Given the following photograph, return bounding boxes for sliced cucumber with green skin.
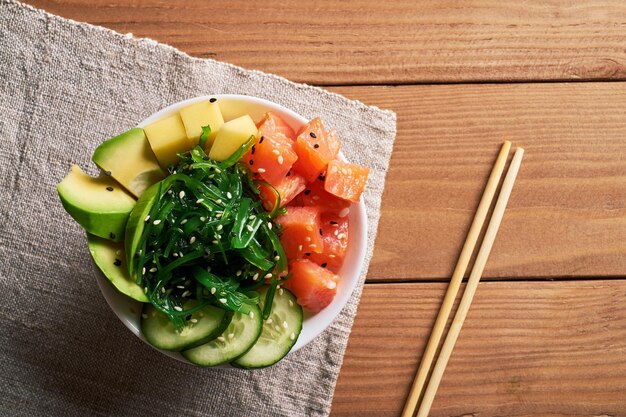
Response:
[142,302,233,351]
[182,305,262,366]
[232,287,303,369]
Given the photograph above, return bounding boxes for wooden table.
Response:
[27,1,626,415]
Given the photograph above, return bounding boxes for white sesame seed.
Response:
[216,224,223,231]
[173,252,179,257]
[144,215,150,222]
[167,189,173,194]
[257,168,266,173]
[236,270,242,276]
[215,168,221,173]
[334,230,339,236]
[217,336,226,342]
[274,325,281,332]
[210,287,216,294]
[228,333,235,339]
[329,254,336,258]
[179,252,184,258]
[196,198,204,204]
[226,192,232,199]
[337,233,346,240]
[305,225,313,232]
[309,244,317,249]
[298,245,303,251]
[200,216,206,221]
[219,298,227,304]
[179,191,185,199]
[252,273,259,281]
[328,281,337,289]
[190,318,198,323]
[272,149,280,155]
[142,267,146,275]
[189,236,196,244]
[161,287,166,293]
[289,299,294,307]
[142,313,148,319]
[277,155,284,165]
[174,306,183,312]
[180,219,188,225]
[266,318,273,324]
[338,208,350,218]
[247,225,254,232]
[176,285,185,289]
[290,332,295,340]
[283,321,288,329]
[150,267,158,273]
[279,288,284,296]
[215,199,222,204]
[182,290,191,297]
[312,195,320,201]
[152,219,161,225]
[249,311,255,319]
[144,287,148,294]
[248,214,256,220]
[216,212,223,218]
[274,255,280,261]
[305,236,311,242]
[212,240,218,245]
[265,273,272,279]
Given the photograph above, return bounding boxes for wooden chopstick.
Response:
[415,147,524,417]
[401,140,512,417]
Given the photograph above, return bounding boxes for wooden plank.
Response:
[329,83,626,280]
[24,0,626,85]
[331,281,626,417]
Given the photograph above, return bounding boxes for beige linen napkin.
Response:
[0,1,396,415]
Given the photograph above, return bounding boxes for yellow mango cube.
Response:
[179,100,224,146]
[208,115,257,161]
[144,113,191,168]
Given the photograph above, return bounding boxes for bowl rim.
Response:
[95,94,368,365]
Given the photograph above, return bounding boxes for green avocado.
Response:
[92,128,166,198]
[57,165,136,242]
[87,234,148,302]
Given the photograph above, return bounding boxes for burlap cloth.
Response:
[0,1,396,415]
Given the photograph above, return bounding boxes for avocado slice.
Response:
[87,234,148,302]
[57,165,135,242]
[92,128,165,198]
[125,181,161,279]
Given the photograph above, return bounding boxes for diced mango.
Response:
[208,115,258,161]
[179,100,224,146]
[144,113,191,168]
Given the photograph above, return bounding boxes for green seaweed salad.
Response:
[125,136,288,329]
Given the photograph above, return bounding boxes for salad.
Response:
[57,97,369,368]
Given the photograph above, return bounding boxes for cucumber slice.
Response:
[141,302,232,351]
[232,287,303,369]
[182,305,262,366]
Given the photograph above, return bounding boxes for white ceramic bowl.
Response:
[95,94,368,365]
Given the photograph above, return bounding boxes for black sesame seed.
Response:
[313,144,320,149]
[319,228,323,236]
[259,136,264,143]
[286,171,291,177]
[113,258,122,267]
[109,232,116,239]
[321,263,327,268]
[318,174,325,181]
[106,186,114,192]
[330,221,338,225]
[185,314,192,320]
[251,145,256,155]
[104,171,112,176]
[310,132,317,138]
[249,159,254,165]
[304,189,311,195]
[273,250,278,256]
[305,252,311,257]
[209,98,217,103]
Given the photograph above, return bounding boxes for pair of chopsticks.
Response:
[402,141,524,417]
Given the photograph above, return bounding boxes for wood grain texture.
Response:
[329,83,626,280]
[23,0,626,85]
[331,281,626,417]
